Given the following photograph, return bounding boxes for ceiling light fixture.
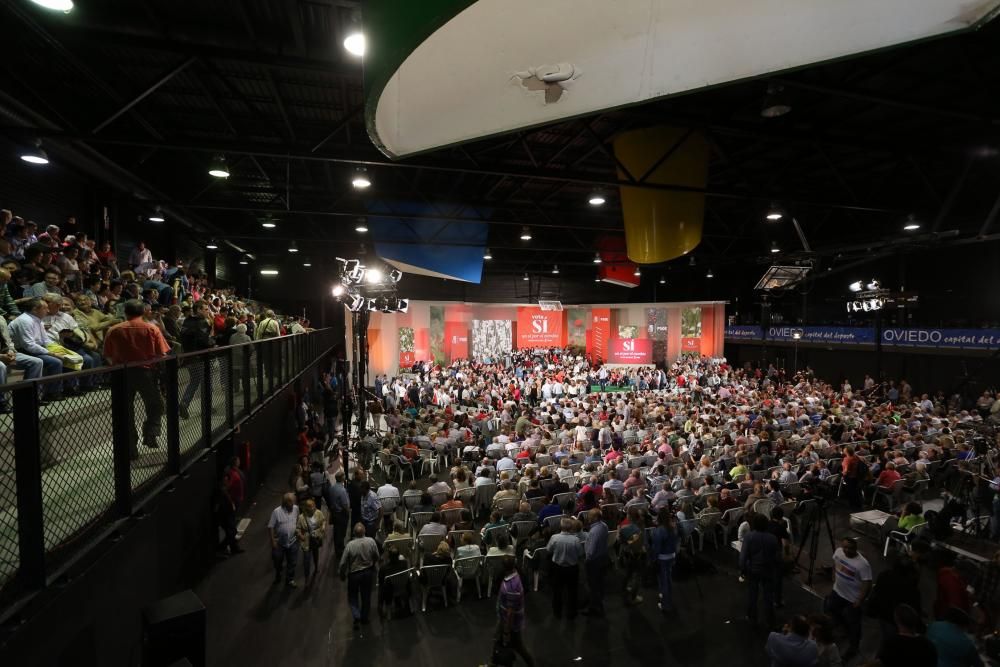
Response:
[593,253,602,264]
[355,217,369,233]
[239,259,248,265]
[207,154,230,178]
[848,281,863,292]
[689,256,696,266]
[351,168,371,189]
[205,240,219,250]
[343,31,366,57]
[302,261,312,267]
[260,269,279,276]
[520,226,532,241]
[483,248,492,260]
[29,0,73,12]
[148,207,165,223]
[706,269,714,278]
[19,140,49,165]
[760,83,791,118]
[288,240,298,253]
[588,193,606,206]
[261,221,276,229]
[552,265,559,274]
[522,272,529,281]
[770,242,780,253]
[765,203,784,221]
[659,276,666,284]
[332,285,346,298]
[903,214,921,231]
[594,275,601,283]
[365,267,383,283]
[633,267,641,276]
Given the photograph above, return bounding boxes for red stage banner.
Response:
[443,322,469,360]
[399,351,415,368]
[591,308,611,361]
[681,338,701,353]
[516,307,563,348]
[608,337,653,364]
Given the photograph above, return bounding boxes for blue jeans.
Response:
[825,591,862,652]
[747,571,775,626]
[657,557,674,610]
[180,362,205,410]
[347,567,374,621]
[35,353,65,396]
[271,541,299,584]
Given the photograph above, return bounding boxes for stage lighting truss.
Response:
[334,257,408,312]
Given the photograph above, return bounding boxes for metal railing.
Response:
[0,327,339,610]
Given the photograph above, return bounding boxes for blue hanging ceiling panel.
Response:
[367,201,488,283]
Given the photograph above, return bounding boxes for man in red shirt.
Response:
[103,299,171,458]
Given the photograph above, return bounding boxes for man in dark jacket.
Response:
[178,300,214,418]
[740,514,780,628]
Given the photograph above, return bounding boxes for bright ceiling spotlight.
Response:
[205,240,219,250]
[588,193,606,206]
[633,267,641,276]
[239,259,248,265]
[261,221,276,228]
[552,265,559,274]
[365,267,383,283]
[706,269,714,278]
[522,272,529,281]
[260,269,279,276]
[791,329,803,340]
[343,31,366,57]
[659,276,666,284]
[760,83,791,118]
[483,247,492,260]
[770,242,781,253]
[332,284,346,297]
[519,226,532,241]
[288,240,299,253]
[19,141,49,165]
[355,217,369,233]
[351,168,371,189]
[866,279,881,291]
[594,275,601,283]
[149,207,165,223]
[765,203,784,221]
[903,214,921,231]
[848,281,863,292]
[29,0,73,12]
[208,154,230,178]
[593,253,602,264]
[302,261,312,267]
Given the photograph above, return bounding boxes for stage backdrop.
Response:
[364,300,725,377]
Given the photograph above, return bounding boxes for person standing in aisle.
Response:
[583,508,610,617]
[490,557,536,667]
[267,493,300,587]
[339,522,380,630]
[651,508,679,614]
[825,537,872,661]
[741,514,780,628]
[324,470,350,559]
[546,518,584,619]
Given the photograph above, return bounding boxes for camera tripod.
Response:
[794,498,836,586]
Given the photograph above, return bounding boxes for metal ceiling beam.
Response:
[931,156,974,232]
[4,129,900,214]
[773,77,999,125]
[92,56,196,134]
[34,23,358,76]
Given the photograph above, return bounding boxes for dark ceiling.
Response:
[2,0,1000,290]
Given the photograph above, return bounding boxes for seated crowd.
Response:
[272,349,1000,666]
[0,208,312,405]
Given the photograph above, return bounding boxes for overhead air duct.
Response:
[613,126,709,264]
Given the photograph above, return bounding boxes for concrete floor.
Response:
[193,456,939,667]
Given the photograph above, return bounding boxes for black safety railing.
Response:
[0,327,339,611]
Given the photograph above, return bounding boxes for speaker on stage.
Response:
[142,590,206,667]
